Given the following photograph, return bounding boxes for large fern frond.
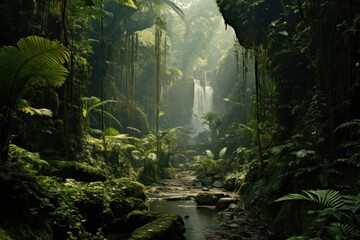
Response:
[0,36,69,105]
[275,189,344,208]
[335,119,360,137]
[327,223,360,239]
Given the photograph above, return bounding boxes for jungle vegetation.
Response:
[0,0,359,239]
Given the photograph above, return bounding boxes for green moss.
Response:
[48,160,106,182]
[129,214,185,240]
[106,178,147,200]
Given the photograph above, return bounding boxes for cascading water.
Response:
[191,73,213,135]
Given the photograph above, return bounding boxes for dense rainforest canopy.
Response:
[0,0,359,239]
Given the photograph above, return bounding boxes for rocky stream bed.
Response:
[146,171,277,240]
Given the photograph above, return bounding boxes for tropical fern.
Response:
[327,223,360,239]
[335,119,360,137]
[334,119,360,166]
[275,189,343,208]
[276,190,360,239]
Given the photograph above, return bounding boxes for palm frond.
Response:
[275,189,344,208]
[0,36,69,104]
[88,100,117,114]
[92,108,122,127]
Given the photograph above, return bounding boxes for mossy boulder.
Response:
[195,192,226,205]
[125,210,158,232]
[106,178,147,200]
[106,178,149,228]
[129,213,185,240]
[110,197,149,220]
[49,160,106,182]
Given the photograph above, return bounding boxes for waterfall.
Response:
[191,75,213,135]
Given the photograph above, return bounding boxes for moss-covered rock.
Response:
[195,192,226,205]
[129,213,185,240]
[125,210,158,232]
[106,178,147,200]
[48,160,106,182]
[110,197,149,220]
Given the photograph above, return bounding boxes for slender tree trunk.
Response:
[155,25,162,156]
[100,0,107,159]
[255,52,264,176]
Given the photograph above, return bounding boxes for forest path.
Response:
[145,170,276,240]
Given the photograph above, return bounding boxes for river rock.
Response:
[195,192,218,205]
[216,197,239,210]
[212,180,224,188]
[202,187,210,191]
[195,192,226,205]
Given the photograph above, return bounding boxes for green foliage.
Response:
[0,36,70,160]
[275,190,343,208]
[276,190,360,239]
[0,162,53,239]
[335,119,360,166]
[48,160,107,182]
[81,96,121,134]
[193,148,240,178]
[17,99,53,117]
[39,176,147,239]
[0,36,69,103]
[8,144,48,173]
[0,228,12,240]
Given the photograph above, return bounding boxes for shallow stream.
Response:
[149,200,219,240]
